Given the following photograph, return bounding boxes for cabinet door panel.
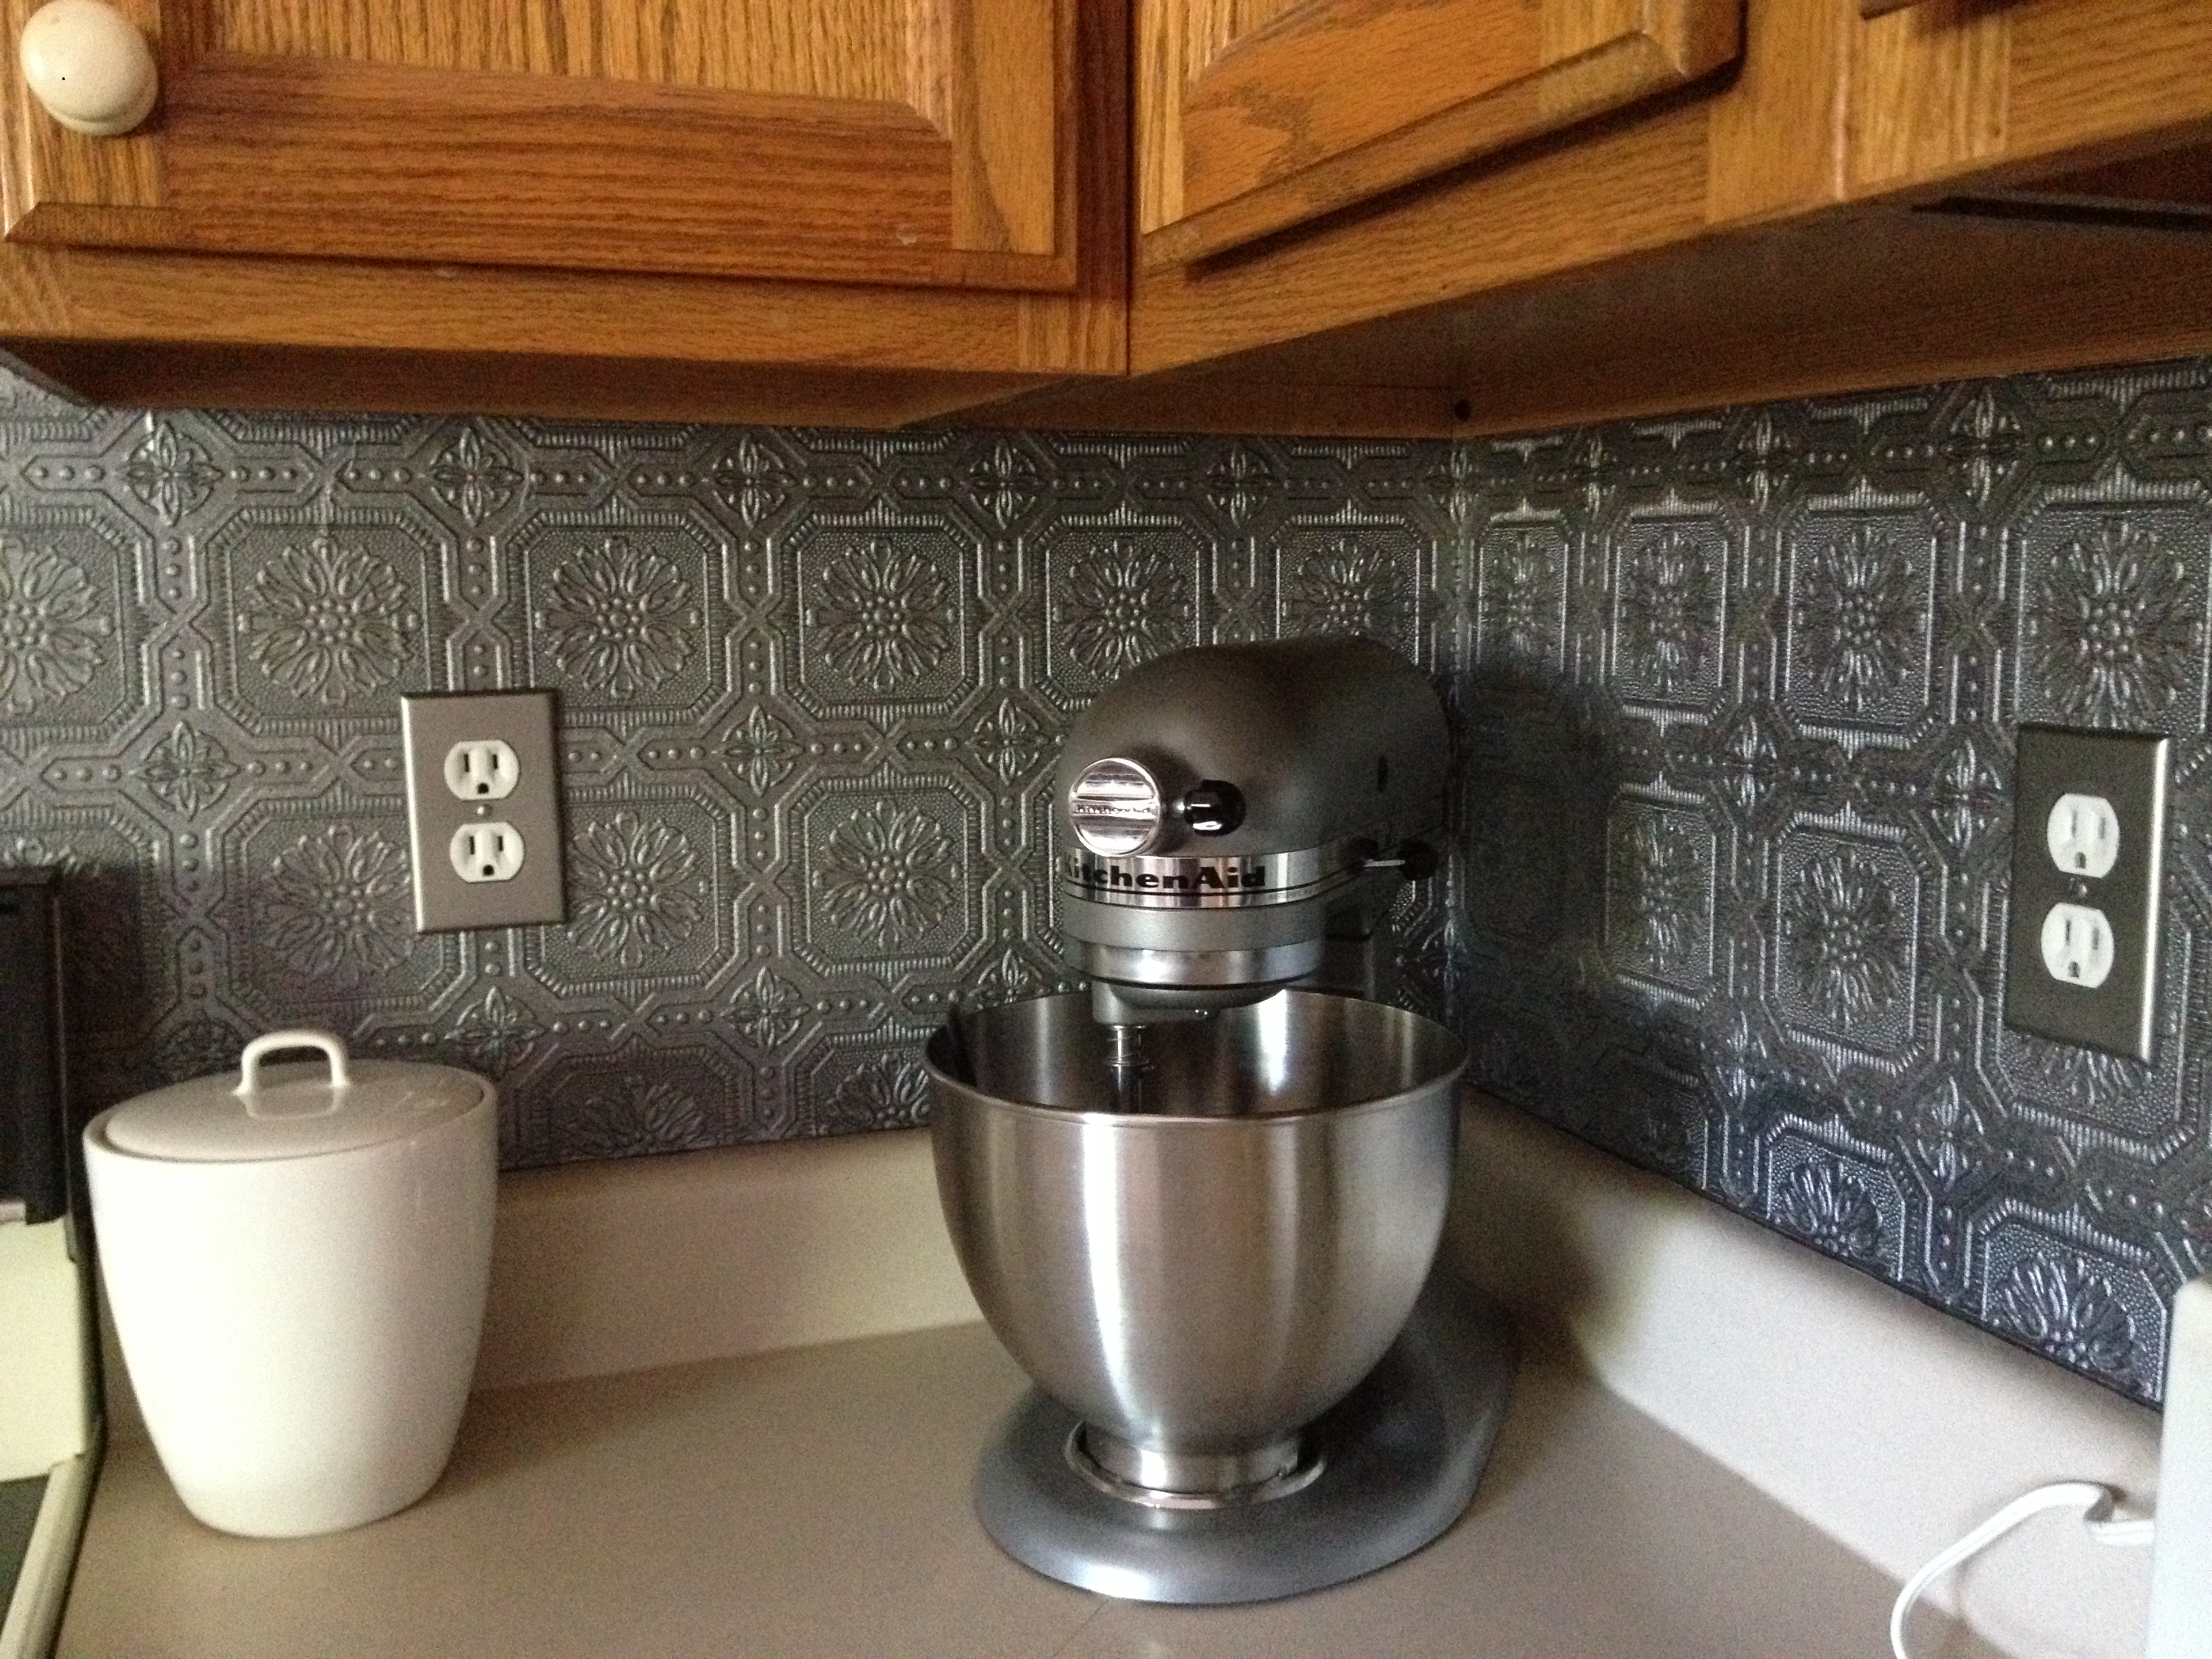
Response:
[1,0,1074,289]
[1843,0,2212,206]
[1138,0,1740,268]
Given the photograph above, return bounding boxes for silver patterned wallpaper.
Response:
[2,354,2209,1402]
[1452,359,2212,1406]
[0,369,1449,1172]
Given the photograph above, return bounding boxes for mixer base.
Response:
[970,1271,1517,1605]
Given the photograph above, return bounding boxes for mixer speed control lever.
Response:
[1177,781,1246,836]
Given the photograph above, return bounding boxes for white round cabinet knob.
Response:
[20,0,157,138]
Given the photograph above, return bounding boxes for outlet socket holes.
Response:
[449,822,525,884]
[2041,902,2115,989]
[2047,792,2120,878]
[443,739,519,801]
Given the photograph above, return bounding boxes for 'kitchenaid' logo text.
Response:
[1069,857,1270,894]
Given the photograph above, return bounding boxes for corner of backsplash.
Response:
[1446,359,2212,1404]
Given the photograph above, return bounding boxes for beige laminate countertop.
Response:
[58,1322,1986,1659]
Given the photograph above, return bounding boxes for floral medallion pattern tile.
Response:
[1453,357,2212,1405]
[0,388,1452,1192]
[11,359,2212,1404]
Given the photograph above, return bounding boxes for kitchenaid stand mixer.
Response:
[926,638,1515,1604]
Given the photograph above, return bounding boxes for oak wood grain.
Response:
[0,237,1057,363]
[1847,0,2010,193]
[1130,94,1718,374]
[939,0,1060,253]
[13,0,2212,449]
[17,60,980,281]
[1136,0,1738,267]
[1011,0,1128,376]
[199,0,912,94]
[0,341,1044,426]
[1441,210,2212,434]
[0,0,1126,424]
[1134,0,1303,234]
[1703,0,1853,228]
[993,209,2212,441]
[1128,0,2212,381]
[1845,0,2212,202]
[3,0,1071,288]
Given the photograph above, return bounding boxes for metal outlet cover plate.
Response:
[2002,724,2168,1062]
[401,691,566,933]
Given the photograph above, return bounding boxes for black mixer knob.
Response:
[1177,781,1246,836]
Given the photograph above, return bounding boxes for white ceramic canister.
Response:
[83,1029,497,1538]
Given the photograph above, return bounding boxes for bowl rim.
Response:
[922,992,1468,1130]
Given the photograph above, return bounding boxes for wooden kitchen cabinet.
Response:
[1,0,1078,290]
[1838,0,2212,213]
[1136,0,1741,270]
[0,0,1128,424]
[7,0,2212,436]
[981,0,2212,438]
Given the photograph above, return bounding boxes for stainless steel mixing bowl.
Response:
[926,989,1466,1501]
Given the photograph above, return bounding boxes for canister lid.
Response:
[98,1029,490,1163]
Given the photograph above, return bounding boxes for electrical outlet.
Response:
[449,821,526,884]
[444,739,519,802]
[401,691,565,931]
[2046,792,2121,878]
[2039,902,2114,989]
[2003,724,2167,1061]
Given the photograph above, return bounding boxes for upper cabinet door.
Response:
[0,0,1077,289]
[1842,0,2212,209]
[1136,0,1740,269]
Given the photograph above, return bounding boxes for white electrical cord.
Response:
[1889,1481,2157,1659]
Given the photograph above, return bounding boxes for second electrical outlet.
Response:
[2003,724,2167,1062]
[401,691,567,932]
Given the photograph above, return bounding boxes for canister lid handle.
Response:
[234,1029,351,1099]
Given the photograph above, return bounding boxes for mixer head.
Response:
[1054,638,1446,1027]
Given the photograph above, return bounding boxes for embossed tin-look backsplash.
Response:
[0,375,1451,1176]
[1451,359,2212,1406]
[5,357,2212,1404]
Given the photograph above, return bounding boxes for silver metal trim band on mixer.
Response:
[1059,838,1368,910]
